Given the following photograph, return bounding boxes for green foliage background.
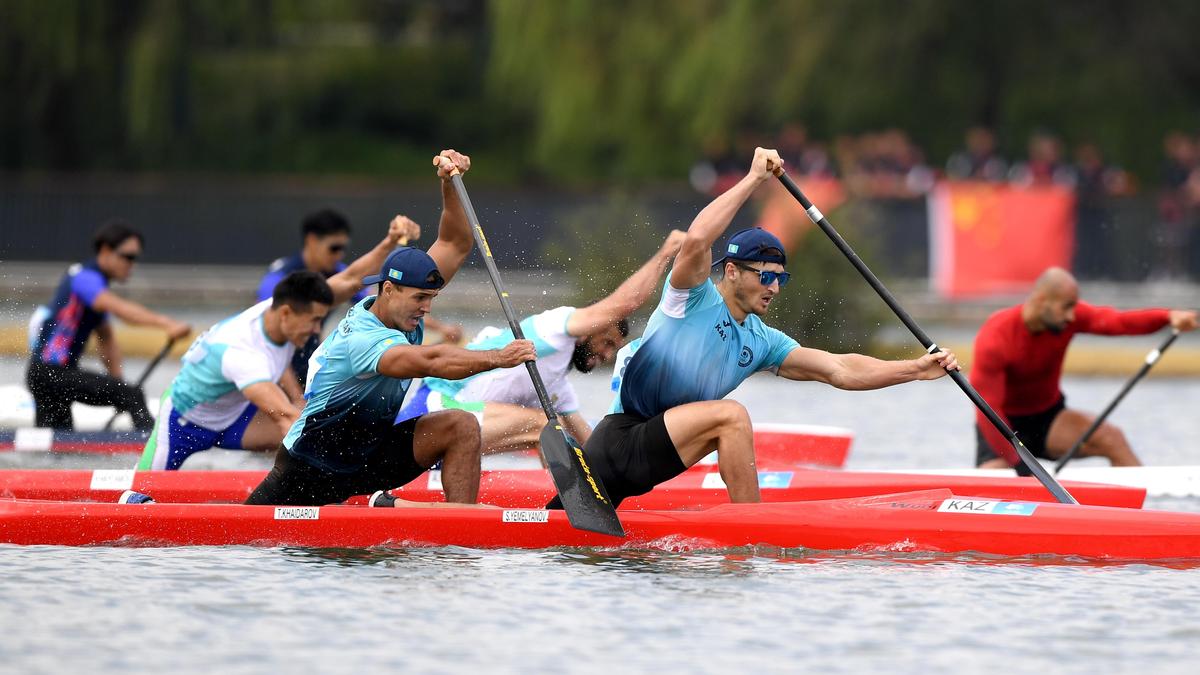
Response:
[4,0,1196,347]
[4,0,1200,181]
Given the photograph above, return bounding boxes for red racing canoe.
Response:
[0,489,1194,561]
[0,423,854,468]
[0,467,1145,508]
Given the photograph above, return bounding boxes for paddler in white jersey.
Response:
[552,147,959,508]
[398,229,686,455]
[137,216,416,470]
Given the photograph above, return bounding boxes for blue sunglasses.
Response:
[732,262,790,287]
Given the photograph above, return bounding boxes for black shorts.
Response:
[976,396,1067,466]
[547,412,685,509]
[245,417,427,506]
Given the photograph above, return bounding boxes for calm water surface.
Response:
[3,358,1200,674]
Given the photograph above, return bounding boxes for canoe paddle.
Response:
[433,156,625,536]
[1054,328,1181,473]
[103,338,176,431]
[775,171,1079,505]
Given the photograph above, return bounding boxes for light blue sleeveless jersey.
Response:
[284,296,423,473]
[611,275,799,418]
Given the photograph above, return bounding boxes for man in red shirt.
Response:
[972,267,1196,472]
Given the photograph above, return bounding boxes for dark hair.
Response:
[301,209,351,239]
[616,318,630,338]
[758,246,785,260]
[92,220,144,253]
[272,270,334,311]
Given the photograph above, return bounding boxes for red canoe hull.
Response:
[0,490,1195,561]
[0,467,1145,508]
[0,424,852,467]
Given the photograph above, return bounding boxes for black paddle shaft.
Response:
[776,171,1079,505]
[438,161,623,537]
[103,338,176,432]
[446,175,560,420]
[1054,329,1181,473]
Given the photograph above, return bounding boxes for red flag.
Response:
[929,181,1075,298]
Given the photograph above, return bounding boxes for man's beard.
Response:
[570,340,596,372]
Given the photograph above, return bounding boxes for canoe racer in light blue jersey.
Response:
[245,150,536,507]
[554,147,959,509]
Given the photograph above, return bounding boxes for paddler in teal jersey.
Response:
[245,150,536,507]
[551,147,960,509]
[136,211,414,472]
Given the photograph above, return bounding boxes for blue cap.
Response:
[362,247,445,289]
[712,228,787,268]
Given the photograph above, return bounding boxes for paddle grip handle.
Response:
[432,156,461,177]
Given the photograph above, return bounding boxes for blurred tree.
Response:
[489,0,1200,181]
[4,0,1200,179]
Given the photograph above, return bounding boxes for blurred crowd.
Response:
[692,124,1200,280]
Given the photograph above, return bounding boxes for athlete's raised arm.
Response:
[566,230,685,336]
[427,149,474,284]
[671,147,784,290]
[326,216,417,303]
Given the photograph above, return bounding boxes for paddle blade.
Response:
[539,423,625,537]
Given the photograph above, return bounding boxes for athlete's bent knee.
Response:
[715,400,752,433]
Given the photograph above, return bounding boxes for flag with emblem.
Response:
[929,181,1075,298]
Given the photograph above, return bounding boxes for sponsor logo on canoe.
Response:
[701,471,794,490]
[427,470,443,490]
[90,469,135,491]
[937,499,1038,516]
[274,507,320,520]
[502,510,550,523]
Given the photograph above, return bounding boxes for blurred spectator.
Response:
[946,126,1008,181]
[693,124,836,195]
[689,135,735,194]
[840,129,934,198]
[1009,131,1076,188]
[777,123,834,179]
[1072,142,1134,279]
[1155,132,1197,279]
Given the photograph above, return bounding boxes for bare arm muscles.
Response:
[777,346,955,390]
[278,367,305,404]
[326,216,417,303]
[241,382,302,436]
[90,291,190,340]
[670,148,783,290]
[376,340,536,381]
[94,322,123,378]
[561,412,593,446]
[566,230,684,336]
[426,150,475,284]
